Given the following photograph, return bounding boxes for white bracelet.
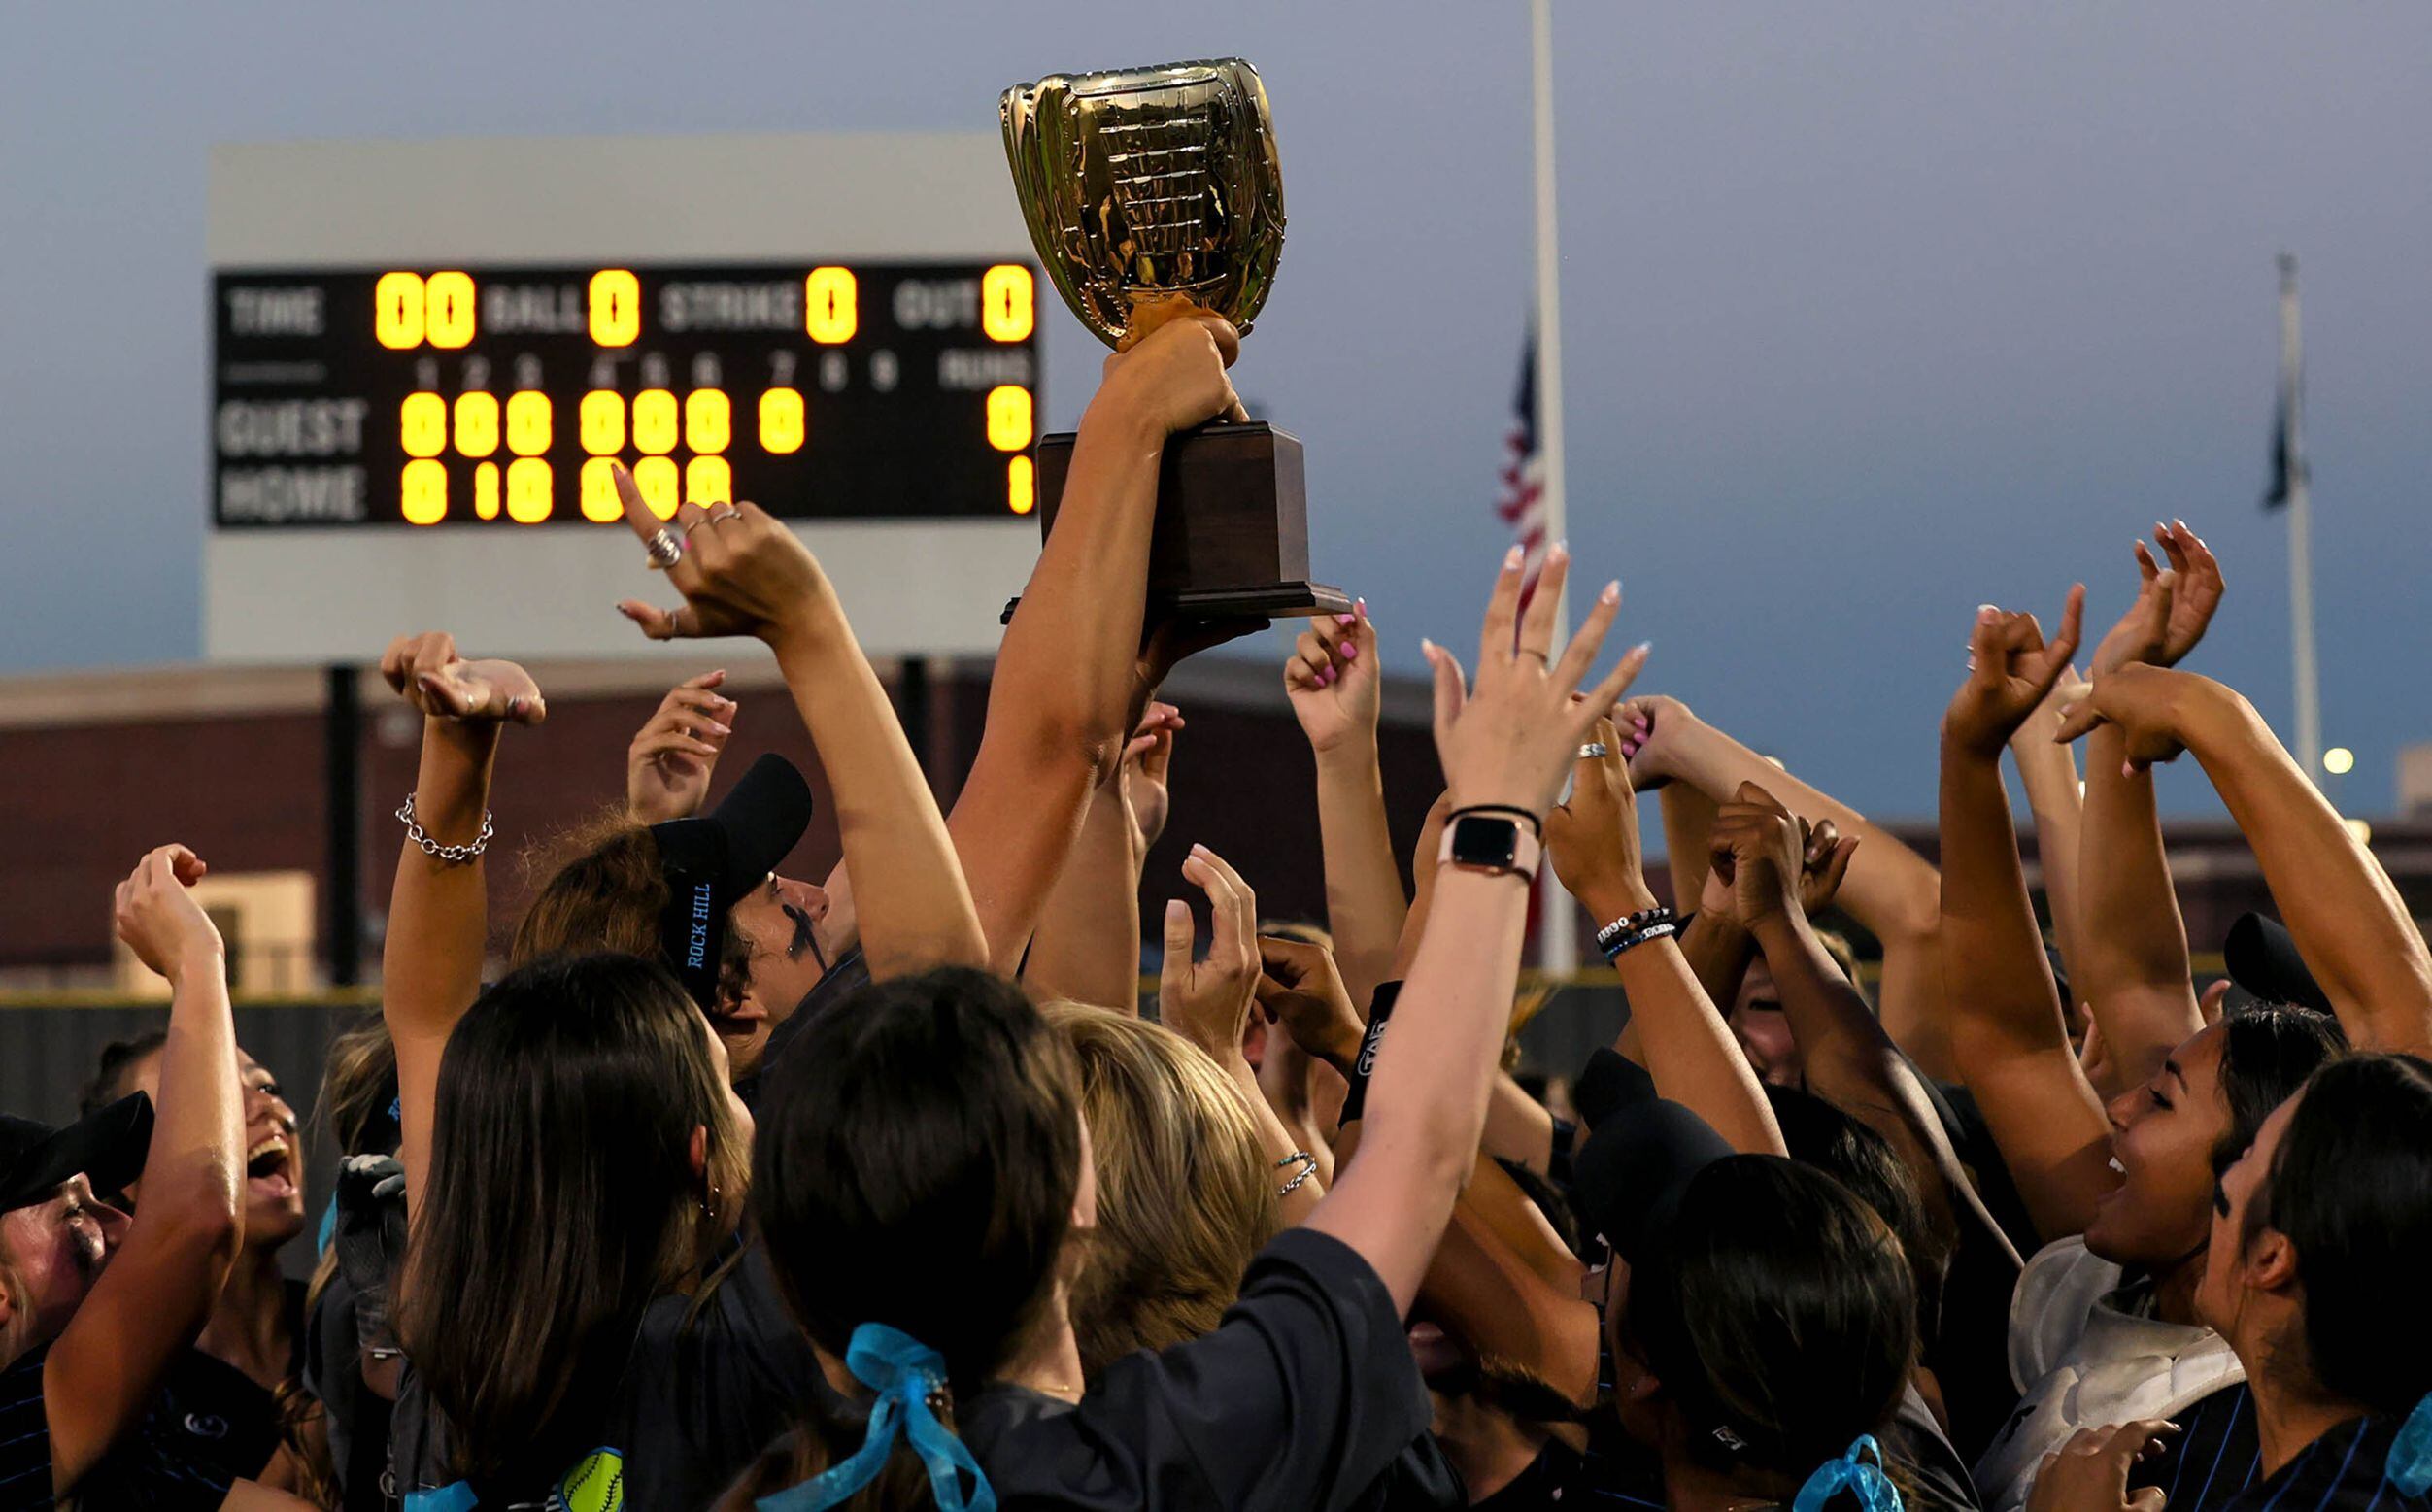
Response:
[395,792,494,864]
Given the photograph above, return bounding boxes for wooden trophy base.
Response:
[999,420,1350,625]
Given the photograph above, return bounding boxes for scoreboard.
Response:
[204,134,1051,662]
[212,261,1041,529]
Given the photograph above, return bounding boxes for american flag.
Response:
[1494,332,1550,604]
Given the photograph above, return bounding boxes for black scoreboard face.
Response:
[211,262,1042,528]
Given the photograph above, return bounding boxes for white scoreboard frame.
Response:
[205,134,1042,664]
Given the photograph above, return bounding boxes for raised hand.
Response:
[1157,844,1263,1062]
[1614,693,1697,792]
[1706,783,1858,932]
[2055,662,2206,775]
[1286,600,1380,756]
[1544,716,1651,914]
[612,465,831,644]
[1254,933,1367,1072]
[379,630,545,724]
[2060,521,2224,741]
[1119,701,1183,853]
[1423,545,1646,825]
[626,669,736,824]
[115,844,223,983]
[1941,588,2086,759]
[1095,309,1247,432]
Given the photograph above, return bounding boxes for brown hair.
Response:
[511,807,754,1010]
[397,952,749,1487]
[1042,1002,1279,1377]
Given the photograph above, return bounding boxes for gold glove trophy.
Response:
[1002,58,1349,620]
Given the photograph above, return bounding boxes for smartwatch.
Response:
[1438,810,1541,882]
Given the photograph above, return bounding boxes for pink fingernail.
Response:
[1341,642,1358,661]
[1503,545,1525,570]
[1354,596,1368,619]
[1316,666,1334,687]
[1336,613,1357,626]
[711,721,730,735]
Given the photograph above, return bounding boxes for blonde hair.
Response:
[1041,1003,1280,1377]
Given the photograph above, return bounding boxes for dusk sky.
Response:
[5,2,2425,817]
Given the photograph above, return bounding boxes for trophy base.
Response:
[999,420,1346,625]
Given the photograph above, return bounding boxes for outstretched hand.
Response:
[1286,599,1380,755]
[380,631,546,724]
[2056,662,2209,776]
[1545,716,1650,912]
[1158,844,1263,1063]
[1424,545,1648,825]
[612,464,831,645]
[1942,587,2085,758]
[1119,701,1183,853]
[1255,934,1367,1072]
[627,669,736,824]
[115,843,222,983]
[2059,521,2224,742]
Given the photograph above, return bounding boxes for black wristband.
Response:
[1338,981,1401,1126]
[1597,906,1678,960]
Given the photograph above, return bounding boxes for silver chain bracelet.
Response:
[395,792,494,864]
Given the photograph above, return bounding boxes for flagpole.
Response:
[2279,253,2321,782]
[1530,0,1577,972]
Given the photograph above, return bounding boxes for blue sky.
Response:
[4,1,2425,817]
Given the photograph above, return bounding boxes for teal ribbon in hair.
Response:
[2389,1391,2432,1496]
[758,1323,996,1512]
[1793,1434,1901,1512]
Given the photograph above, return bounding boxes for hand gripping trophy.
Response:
[1002,58,1349,620]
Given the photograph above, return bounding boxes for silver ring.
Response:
[644,527,683,570]
[1577,742,1611,760]
[705,505,743,523]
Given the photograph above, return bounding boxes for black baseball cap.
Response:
[0,1093,153,1216]
[1572,1093,1736,1267]
[650,754,816,1010]
[2223,913,2333,1016]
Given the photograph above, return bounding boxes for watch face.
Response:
[1449,814,1522,870]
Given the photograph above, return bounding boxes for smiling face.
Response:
[1728,958,1802,1089]
[717,872,833,1078]
[2085,1023,2233,1268]
[111,1046,306,1249]
[0,1175,131,1354]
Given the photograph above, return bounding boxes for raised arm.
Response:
[48,847,246,1494]
[625,668,737,825]
[1625,694,1956,1081]
[1547,719,1784,1158]
[1286,602,1406,1008]
[1025,704,1177,1011]
[614,478,985,978]
[933,316,1245,970]
[2068,522,2225,1082]
[2009,672,2087,1008]
[376,633,540,1223]
[2067,662,2432,1056]
[1305,546,1638,1311]
[1156,846,1327,1225]
[1940,589,2120,1246]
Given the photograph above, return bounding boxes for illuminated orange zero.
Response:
[453,391,499,458]
[685,455,733,506]
[580,390,625,455]
[505,391,553,456]
[804,266,857,344]
[400,392,448,458]
[401,459,448,524]
[759,387,805,454]
[985,385,1033,452]
[423,271,477,349]
[506,458,553,522]
[590,269,641,347]
[1007,454,1036,516]
[473,461,501,520]
[685,388,731,454]
[632,456,680,518]
[375,272,425,349]
[579,457,623,521]
[982,264,1035,342]
[632,389,678,454]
